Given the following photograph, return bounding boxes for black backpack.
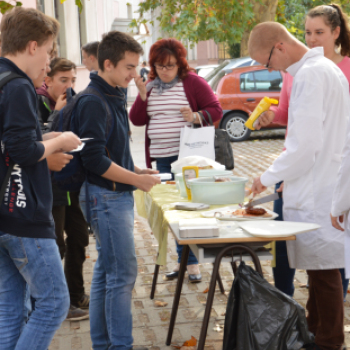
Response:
[0,71,26,204]
[50,85,114,192]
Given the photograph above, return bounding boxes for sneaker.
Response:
[66,305,89,321]
[74,294,90,309]
[187,264,202,283]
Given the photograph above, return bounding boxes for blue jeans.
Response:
[79,182,137,350]
[272,182,296,297]
[0,233,69,350]
[155,156,199,266]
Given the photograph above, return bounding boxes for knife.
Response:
[243,192,282,208]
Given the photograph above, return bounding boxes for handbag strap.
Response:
[198,111,213,127]
[0,161,14,204]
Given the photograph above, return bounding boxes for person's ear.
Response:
[333,26,341,41]
[45,75,53,87]
[27,41,38,56]
[104,59,114,72]
[275,42,285,53]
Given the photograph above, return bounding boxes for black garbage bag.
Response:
[223,261,314,350]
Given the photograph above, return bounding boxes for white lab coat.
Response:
[261,47,350,270]
[331,119,350,278]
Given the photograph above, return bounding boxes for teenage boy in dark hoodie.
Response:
[36,57,90,321]
[0,7,81,350]
[76,31,160,350]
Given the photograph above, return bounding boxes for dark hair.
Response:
[81,41,99,58]
[142,61,147,66]
[148,38,195,81]
[307,4,350,57]
[98,31,144,71]
[48,57,76,78]
[1,7,59,56]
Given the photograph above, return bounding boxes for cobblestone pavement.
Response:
[50,127,350,349]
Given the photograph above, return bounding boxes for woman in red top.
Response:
[130,39,222,282]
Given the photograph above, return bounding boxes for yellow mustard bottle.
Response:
[182,166,199,201]
[245,96,278,130]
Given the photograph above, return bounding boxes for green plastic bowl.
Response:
[188,176,248,205]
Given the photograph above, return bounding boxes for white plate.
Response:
[201,205,278,221]
[69,142,85,153]
[153,173,172,180]
[238,221,321,238]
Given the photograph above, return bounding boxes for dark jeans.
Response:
[272,182,296,297]
[155,155,199,265]
[52,191,89,305]
[307,269,344,350]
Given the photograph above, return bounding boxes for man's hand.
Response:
[330,214,345,231]
[254,110,275,130]
[42,132,62,141]
[276,182,284,193]
[136,174,161,192]
[47,152,73,171]
[135,75,147,101]
[138,168,159,175]
[251,176,267,195]
[58,132,81,152]
[55,93,67,111]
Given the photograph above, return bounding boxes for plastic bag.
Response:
[223,261,314,350]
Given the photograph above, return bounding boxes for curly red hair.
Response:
[148,38,195,81]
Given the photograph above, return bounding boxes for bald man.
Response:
[249,22,350,350]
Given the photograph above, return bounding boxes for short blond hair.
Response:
[248,22,294,58]
[1,7,60,56]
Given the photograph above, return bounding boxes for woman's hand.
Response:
[180,106,200,124]
[254,110,275,130]
[135,75,147,101]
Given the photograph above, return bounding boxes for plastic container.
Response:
[245,97,278,131]
[188,176,248,205]
[175,169,233,198]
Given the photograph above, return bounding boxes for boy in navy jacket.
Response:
[76,31,160,350]
[0,7,81,350]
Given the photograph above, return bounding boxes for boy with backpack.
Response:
[0,7,81,350]
[74,31,160,350]
[37,57,90,321]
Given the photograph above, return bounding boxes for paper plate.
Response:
[201,205,278,221]
[238,221,320,238]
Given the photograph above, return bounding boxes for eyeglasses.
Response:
[154,63,177,71]
[265,46,275,68]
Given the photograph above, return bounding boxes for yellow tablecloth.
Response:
[134,184,275,266]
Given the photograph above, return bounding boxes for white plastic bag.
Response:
[178,124,215,160]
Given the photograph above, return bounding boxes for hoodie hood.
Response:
[36,83,56,111]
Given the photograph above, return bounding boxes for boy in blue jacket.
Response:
[0,7,82,350]
[76,31,160,350]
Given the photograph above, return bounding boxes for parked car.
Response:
[214,65,285,142]
[195,64,218,78]
[204,57,260,91]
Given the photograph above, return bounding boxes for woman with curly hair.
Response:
[130,38,222,283]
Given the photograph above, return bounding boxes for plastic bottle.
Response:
[244,97,278,130]
[182,166,199,201]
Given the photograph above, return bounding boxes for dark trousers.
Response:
[52,191,89,305]
[307,269,344,350]
[155,155,198,265]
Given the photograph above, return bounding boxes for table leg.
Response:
[197,244,263,350]
[150,263,160,300]
[166,245,190,346]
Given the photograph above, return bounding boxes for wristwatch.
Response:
[192,113,197,123]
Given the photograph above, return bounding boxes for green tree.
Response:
[0,0,82,14]
[277,0,350,41]
[133,0,280,56]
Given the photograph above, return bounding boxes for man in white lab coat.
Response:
[249,22,349,350]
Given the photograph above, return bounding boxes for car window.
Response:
[240,70,282,92]
[204,60,229,81]
[240,72,256,91]
[210,70,226,93]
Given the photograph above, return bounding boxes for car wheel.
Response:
[222,112,251,142]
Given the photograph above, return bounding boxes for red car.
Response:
[214,65,285,141]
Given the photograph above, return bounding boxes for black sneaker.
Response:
[74,294,90,309]
[66,305,89,321]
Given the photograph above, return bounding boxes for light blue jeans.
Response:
[79,182,137,350]
[0,232,69,350]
